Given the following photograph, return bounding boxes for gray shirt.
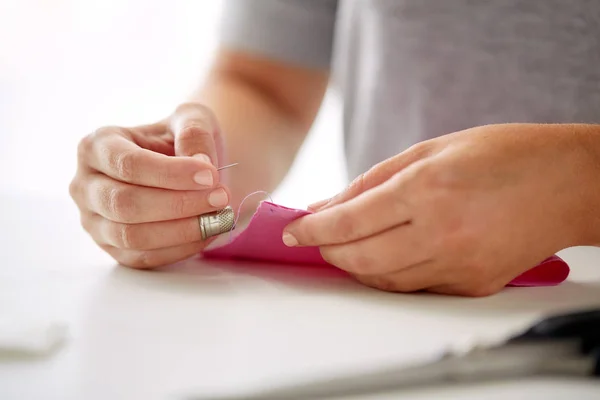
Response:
[219,0,600,180]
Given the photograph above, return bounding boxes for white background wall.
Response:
[0,0,346,208]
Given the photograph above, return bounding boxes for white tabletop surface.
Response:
[1,190,600,400]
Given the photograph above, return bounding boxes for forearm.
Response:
[189,49,328,216]
[564,123,600,247]
[512,123,600,249]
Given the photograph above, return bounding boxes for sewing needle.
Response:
[217,162,239,171]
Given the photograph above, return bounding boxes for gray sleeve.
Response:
[218,0,338,69]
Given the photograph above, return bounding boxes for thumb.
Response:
[311,142,431,212]
[170,102,222,166]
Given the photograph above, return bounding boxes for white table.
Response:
[1,191,600,400]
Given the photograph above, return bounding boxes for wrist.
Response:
[562,124,600,246]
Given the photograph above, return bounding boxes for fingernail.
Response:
[282,232,298,247]
[208,188,228,208]
[193,170,213,186]
[193,153,212,165]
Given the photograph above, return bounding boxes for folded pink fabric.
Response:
[203,201,570,287]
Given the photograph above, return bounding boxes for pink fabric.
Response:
[203,201,570,287]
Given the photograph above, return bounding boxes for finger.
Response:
[283,172,411,247]
[351,260,441,293]
[127,122,176,156]
[318,223,430,276]
[307,197,332,212]
[69,171,87,212]
[314,141,432,212]
[85,173,230,223]
[170,102,221,167]
[428,283,503,297]
[428,276,507,297]
[84,213,208,250]
[101,241,206,269]
[83,127,218,190]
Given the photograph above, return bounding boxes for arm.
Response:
[194,49,329,213]
[195,0,338,213]
[561,123,600,246]
[70,0,337,268]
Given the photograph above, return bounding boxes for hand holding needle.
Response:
[197,162,239,240]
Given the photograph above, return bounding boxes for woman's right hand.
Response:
[69,103,232,268]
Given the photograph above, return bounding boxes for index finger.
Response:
[283,172,412,247]
[311,141,432,212]
[84,127,219,190]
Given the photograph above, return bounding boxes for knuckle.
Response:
[114,223,143,250]
[91,125,120,140]
[381,278,413,293]
[196,103,219,125]
[376,278,407,293]
[195,103,216,120]
[174,102,217,140]
[410,160,455,195]
[176,102,216,119]
[68,178,80,200]
[106,185,137,222]
[112,150,138,181]
[410,160,438,185]
[459,283,499,297]
[190,103,215,120]
[174,102,195,115]
[347,173,367,195]
[410,157,459,194]
[133,251,161,269]
[77,134,93,161]
[170,192,194,218]
[406,140,433,158]
[120,250,161,269]
[178,125,213,145]
[355,274,406,292]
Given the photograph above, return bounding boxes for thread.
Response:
[228,190,274,242]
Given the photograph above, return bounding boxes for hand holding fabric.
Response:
[283,124,594,296]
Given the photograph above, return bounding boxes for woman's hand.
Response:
[283,124,597,296]
[69,103,231,268]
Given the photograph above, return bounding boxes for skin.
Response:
[282,123,600,296]
[71,48,600,296]
[70,49,328,268]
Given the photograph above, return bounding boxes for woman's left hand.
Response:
[282,123,597,296]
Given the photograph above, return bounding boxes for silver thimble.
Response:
[199,206,235,240]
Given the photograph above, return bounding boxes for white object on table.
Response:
[0,318,68,357]
[0,191,599,400]
[0,279,68,357]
